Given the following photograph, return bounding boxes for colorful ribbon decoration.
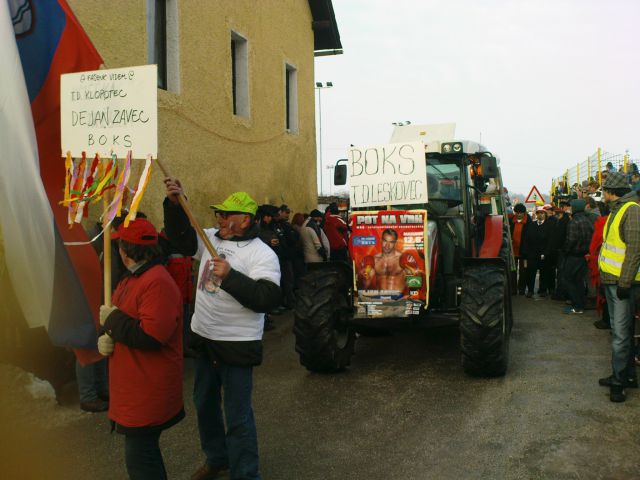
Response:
[125,154,153,227]
[73,153,92,223]
[105,150,132,223]
[60,150,152,230]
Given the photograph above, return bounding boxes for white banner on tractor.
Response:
[348,141,428,208]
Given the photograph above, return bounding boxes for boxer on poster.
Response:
[358,228,423,295]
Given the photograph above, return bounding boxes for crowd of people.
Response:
[553,161,640,203]
[254,202,349,329]
[74,166,640,479]
[511,170,640,403]
[80,181,352,480]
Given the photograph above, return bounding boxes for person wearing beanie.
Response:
[550,201,572,300]
[560,199,593,315]
[323,202,349,261]
[509,203,530,295]
[597,171,640,402]
[300,209,330,263]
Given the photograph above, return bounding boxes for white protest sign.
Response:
[348,142,428,208]
[61,64,157,159]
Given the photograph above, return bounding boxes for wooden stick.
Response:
[155,158,218,259]
[102,168,112,307]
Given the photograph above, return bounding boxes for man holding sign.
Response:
[163,178,281,480]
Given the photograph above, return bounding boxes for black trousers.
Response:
[124,431,167,480]
[541,252,557,294]
[512,257,527,293]
[555,253,567,298]
[525,256,543,294]
[563,256,588,310]
[330,248,350,262]
[279,259,295,308]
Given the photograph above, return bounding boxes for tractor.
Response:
[293,132,514,376]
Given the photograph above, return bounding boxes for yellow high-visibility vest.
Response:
[598,201,640,280]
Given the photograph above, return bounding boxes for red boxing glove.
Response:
[358,255,376,287]
[360,255,375,269]
[400,252,419,272]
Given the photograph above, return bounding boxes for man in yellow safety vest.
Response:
[597,171,640,402]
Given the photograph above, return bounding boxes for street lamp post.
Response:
[315,81,333,196]
[326,164,335,196]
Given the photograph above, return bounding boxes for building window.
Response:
[147,0,180,93]
[231,31,249,117]
[285,64,298,133]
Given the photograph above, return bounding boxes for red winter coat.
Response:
[588,215,608,314]
[323,213,349,251]
[166,255,194,304]
[107,263,183,430]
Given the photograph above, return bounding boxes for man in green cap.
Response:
[163,178,281,479]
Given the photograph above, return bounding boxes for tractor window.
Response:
[427,160,462,205]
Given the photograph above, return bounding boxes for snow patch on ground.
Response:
[0,363,83,429]
[24,372,56,400]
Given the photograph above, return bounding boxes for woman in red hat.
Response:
[97,218,184,479]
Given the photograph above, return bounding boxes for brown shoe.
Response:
[190,463,229,480]
[80,399,109,413]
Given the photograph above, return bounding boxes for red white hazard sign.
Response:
[524,185,546,204]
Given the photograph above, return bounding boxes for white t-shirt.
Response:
[191,228,281,341]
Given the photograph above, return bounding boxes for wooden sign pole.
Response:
[102,167,112,307]
[155,158,218,259]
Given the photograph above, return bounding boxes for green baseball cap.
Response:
[209,192,258,215]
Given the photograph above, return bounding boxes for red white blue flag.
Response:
[1,0,103,363]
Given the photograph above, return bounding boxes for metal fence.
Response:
[553,148,639,194]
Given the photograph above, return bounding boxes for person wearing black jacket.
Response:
[163,180,281,480]
[257,204,294,312]
[550,202,571,300]
[540,205,558,296]
[276,205,298,309]
[522,207,552,298]
[561,199,594,314]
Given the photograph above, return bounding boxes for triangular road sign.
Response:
[525,185,546,204]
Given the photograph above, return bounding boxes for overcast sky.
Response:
[314,0,640,198]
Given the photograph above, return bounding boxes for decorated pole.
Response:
[102,188,112,307]
[155,158,219,259]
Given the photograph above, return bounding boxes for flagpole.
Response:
[155,158,219,259]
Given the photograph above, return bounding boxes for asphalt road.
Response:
[5,294,640,480]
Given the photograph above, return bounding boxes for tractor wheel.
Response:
[293,268,355,373]
[460,263,509,377]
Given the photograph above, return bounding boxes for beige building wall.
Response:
[69,0,319,228]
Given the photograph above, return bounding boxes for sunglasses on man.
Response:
[215,211,248,219]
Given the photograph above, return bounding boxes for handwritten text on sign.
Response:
[61,64,157,159]
[348,142,428,207]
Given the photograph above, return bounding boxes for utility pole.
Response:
[315,81,333,196]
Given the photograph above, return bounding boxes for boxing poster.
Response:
[350,210,428,318]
